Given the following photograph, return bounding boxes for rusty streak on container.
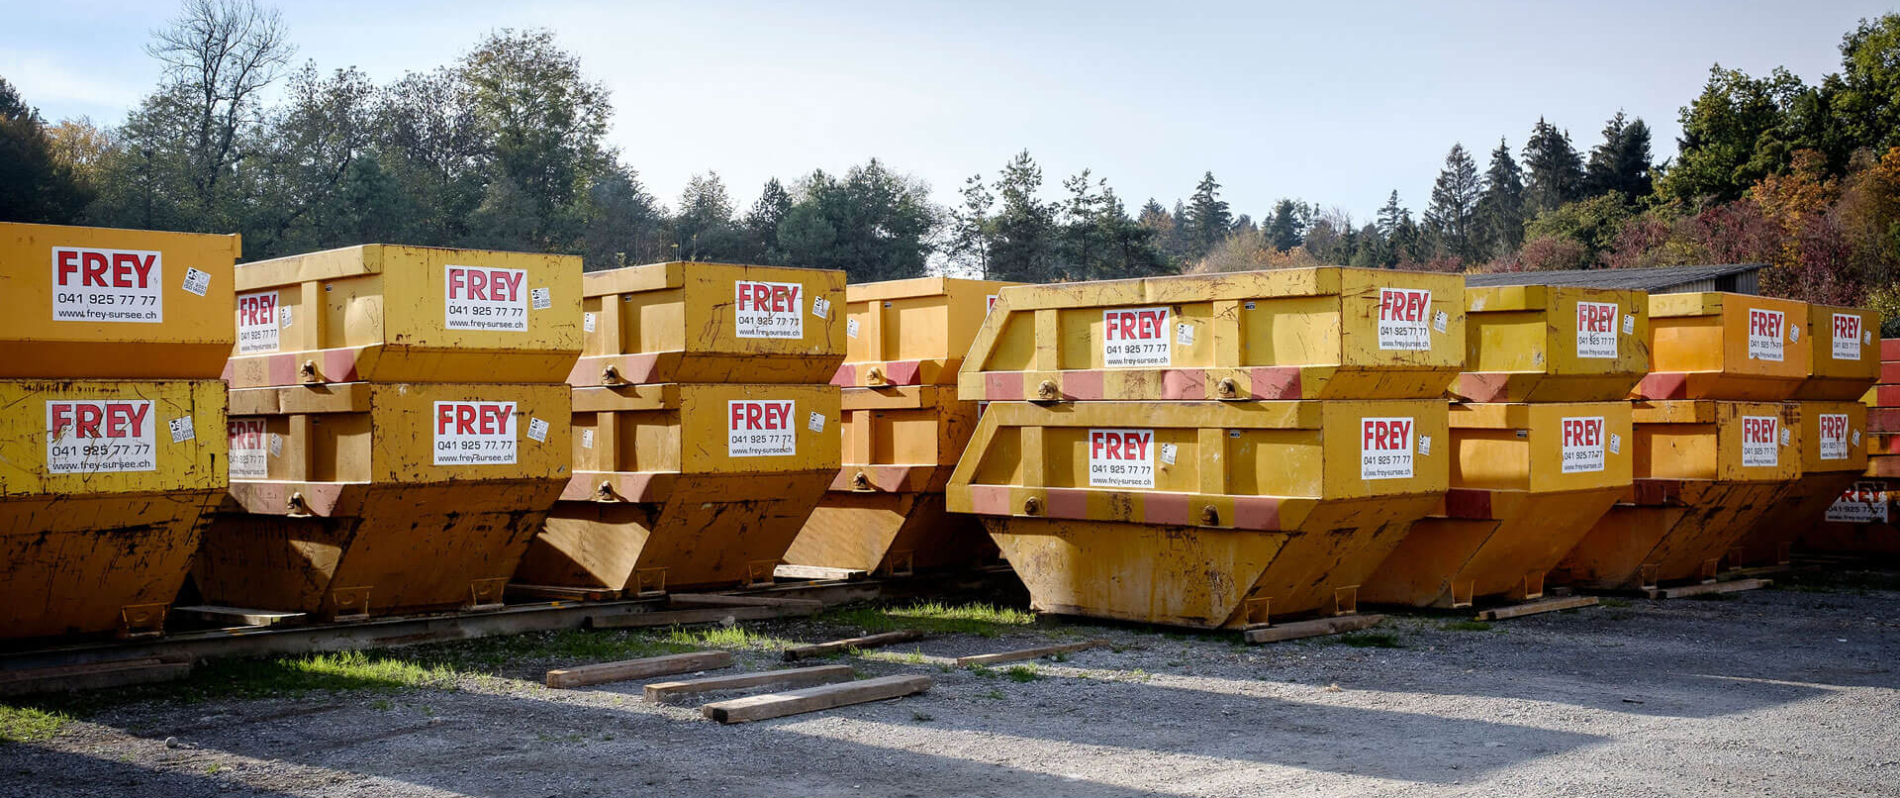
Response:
[1453,285,1649,403]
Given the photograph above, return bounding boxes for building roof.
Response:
[1464,264,1764,292]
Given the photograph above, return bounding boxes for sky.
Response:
[3,0,1894,224]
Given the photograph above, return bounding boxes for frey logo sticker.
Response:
[1377,288,1431,351]
[1747,308,1785,362]
[1741,415,1779,468]
[1826,482,1889,523]
[228,418,268,479]
[445,265,528,331]
[237,291,281,354]
[1576,301,1618,359]
[1102,307,1170,367]
[1561,416,1607,473]
[1088,428,1155,489]
[735,281,803,339]
[46,399,156,474]
[433,401,517,466]
[1833,313,1863,361]
[1361,417,1416,480]
[52,247,163,323]
[729,400,795,457]
[1819,413,1850,461]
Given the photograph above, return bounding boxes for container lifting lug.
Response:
[866,367,884,385]
[1200,505,1220,525]
[1035,380,1061,401]
[1023,496,1042,515]
[1217,378,1239,399]
[285,491,311,517]
[594,480,617,502]
[852,471,871,491]
[601,364,623,385]
[298,359,319,383]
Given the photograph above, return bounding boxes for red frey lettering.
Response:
[55,249,156,288]
[1744,417,1777,443]
[1380,289,1428,322]
[1820,415,1847,441]
[1750,310,1782,337]
[1105,310,1166,341]
[1362,419,1412,451]
[1836,314,1861,340]
[51,402,146,438]
[730,401,791,430]
[240,294,277,326]
[1578,303,1613,332]
[1091,431,1152,460]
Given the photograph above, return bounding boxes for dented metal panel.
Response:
[833,277,1019,387]
[570,262,845,387]
[1634,293,1811,401]
[1454,285,1650,402]
[224,245,582,387]
[958,267,1466,402]
[0,222,240,379]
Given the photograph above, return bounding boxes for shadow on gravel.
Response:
[0,745,306,798]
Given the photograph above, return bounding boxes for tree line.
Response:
[3,1,1900,321]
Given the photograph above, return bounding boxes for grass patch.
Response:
[663,624,795,652]
[183,649,464,699]
[1005,665,1041,683]
[818,601,1035,638]
[1329,632,1403,649]
[1442,620,1494,632]
[0,705,71,744]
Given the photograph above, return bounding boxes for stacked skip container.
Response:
[1362,283,1646,611]
[1798,336,1900,557]
[783,277,1015,577]
[197,246,580,619]
[512,263,844,596]
[1,223,237,639]
[1557,292,1810,591]
[948,268,1461,633]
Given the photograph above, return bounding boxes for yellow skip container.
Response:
[1453,284,1649,402]
[1633,293,1811,401]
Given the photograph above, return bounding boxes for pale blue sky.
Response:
[3,0,1893,223]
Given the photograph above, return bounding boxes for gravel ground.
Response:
[3,574,1898,798]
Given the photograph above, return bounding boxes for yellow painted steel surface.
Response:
[1733,400,1870,564]
[1559,400,1799,589]
[834,277,1018,387]
[1363,402,1634,608]
[784,385,994,574]
[958,267,1466,402]
[516,383,842,592]
[571,262,846,387]
[1792,303,1880,400]
[198,382,571,617]
[224,245,582,387]
[947,399,1449,628]
[1453,285,1649,402]
[0,222,239,379]
[0,380,226,638]
[1634,293,1811,401]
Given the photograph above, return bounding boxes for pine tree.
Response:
[948,173,994,278]
[1585,111,1654,198]
[1265,199,1305,251]
[742,178,792,263]
[1475,138,1526,259]
[1522,117,1585,215]
[1424,143,1482,261]
[988,150,1058,283]
[1183,171,1232,257]
[1376,191,1407,238]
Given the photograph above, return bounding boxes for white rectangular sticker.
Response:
[432,401,517,465]
[735,280,804,339]
[1747,308,1785,362]
[445,265,528,331]
[182,267,210,297]
[1576,301,1618,359]
[52,247,163,323]
[531,286,551,311]
[1610,433,1622,454]
[228,418,268,479]
[1818,413,1850,461]
[46,399,156,473]
[1102,307,1170,367]
[237,290,281,354]
[846,318,860,338]
[1622,314,1636,335]
[1832,313,1863,361]
[729,400,796,457]
[527,416,550,443]
[812,296,830,320]
[280,306,293,328]
[1088,428,1155,488]
[1741,415,1779,468]
[167,415,195,443]
[1378,288,1431,351]
[806,411,826,433]
[1159,442,1178,466]
[583,312,597,333]
[268,432,283,457]
[1175,323,1194,346]
[1561,416,1607,473]
[1826,482,1889,523]
[1361,417,1415,480]
[581,429,595,449]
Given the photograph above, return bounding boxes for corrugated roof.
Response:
[1465,264,1764,290]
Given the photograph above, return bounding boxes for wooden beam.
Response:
[645,665,853,703]
[546,651,733,689]
[1654,578,1772,599]
[772,564,869,582]
[0,658,191,697]
[667,594,823,610]
[1475,596,1598,621]
[1243,614,1384,644]
[506,584,622,602]
[954,638,1108,667]
[172,605,307,627]
[588,603,819,630]
[782,630,925,662]
[702,675,932,724]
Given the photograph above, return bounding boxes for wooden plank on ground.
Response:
[1244,614,1384,644]
[773,564,869,582]
[701,675,931,724]
[1655,578,1772,599]
[954,638,1109,667]
[668,594,824,610]
[1476,596,1599,621]
[782,630,925,662]
[0,658,191,697]
[588,603,820,630]
[506,584,623,602]
[645,665,853,702]
[546,650,733,689]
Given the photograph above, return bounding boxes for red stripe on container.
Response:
[984,372,1023,400]
[1064,371,1104,400]
[1231,496,1282,530]
[1142,492,1190,525]
[1162,370,1206,400]
[1046,488,1088,519]
[1249,367,1302,399]
[1631,372,1688,400]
